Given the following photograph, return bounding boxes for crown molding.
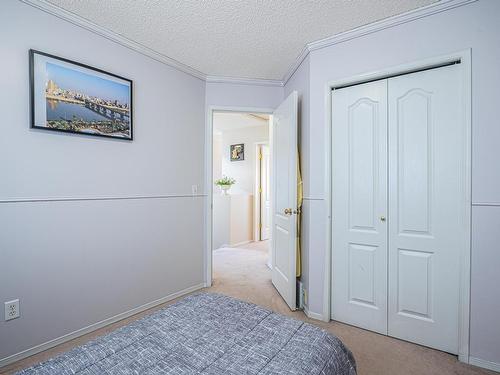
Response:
[206,75,284,87]
[281,46,310,87]
[282,0,478,84]
[21,0,476,88]
[19,0,207,80]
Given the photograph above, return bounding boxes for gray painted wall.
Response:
[0,0,206,362]
[471,205,500,364]
[205,81,283,110]
[285,0,500,366]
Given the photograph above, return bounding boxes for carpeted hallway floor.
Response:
[1,241,496,375]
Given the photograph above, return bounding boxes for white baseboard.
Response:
[0,283,205,368]
[469,357,500,372]
[304,306,325,321]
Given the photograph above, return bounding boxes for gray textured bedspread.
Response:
[17,293,356,374]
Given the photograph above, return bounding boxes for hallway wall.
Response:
[218,125,269,195]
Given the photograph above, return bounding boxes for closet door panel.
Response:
[331,80,388,334]
[388,65,465,354]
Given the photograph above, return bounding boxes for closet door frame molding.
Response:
[323,49,472,363]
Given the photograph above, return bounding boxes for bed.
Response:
[17,293,356,374]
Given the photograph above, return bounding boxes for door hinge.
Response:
[258,152,263,160]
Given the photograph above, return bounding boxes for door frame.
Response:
[254,142,270,242]
[204,106,274,288]
[324,49,472,362]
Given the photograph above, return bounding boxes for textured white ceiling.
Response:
[45,0,436,80]
[214,113,268,132]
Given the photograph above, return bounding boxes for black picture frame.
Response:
[230,143,244,161]
[29,49,133,141]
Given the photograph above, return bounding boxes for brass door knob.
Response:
[380,216,386,222]
[284,208,293,215]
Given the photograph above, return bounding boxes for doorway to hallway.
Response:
[211,111,272,285]
[206,92,299,311]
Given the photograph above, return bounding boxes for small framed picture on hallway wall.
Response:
[29,49,133,140]
[230,143,244,161]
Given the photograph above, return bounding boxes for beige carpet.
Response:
[1,241,496,374]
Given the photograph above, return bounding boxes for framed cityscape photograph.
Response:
[29,49,133,140]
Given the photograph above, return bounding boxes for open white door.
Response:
[271,91,298,310]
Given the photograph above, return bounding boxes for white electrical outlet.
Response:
[4,299,20,321]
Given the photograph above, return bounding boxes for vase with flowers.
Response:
[214,176,236,195]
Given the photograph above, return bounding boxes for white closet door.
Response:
[387,65,465,354]
[331,80,388,334]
